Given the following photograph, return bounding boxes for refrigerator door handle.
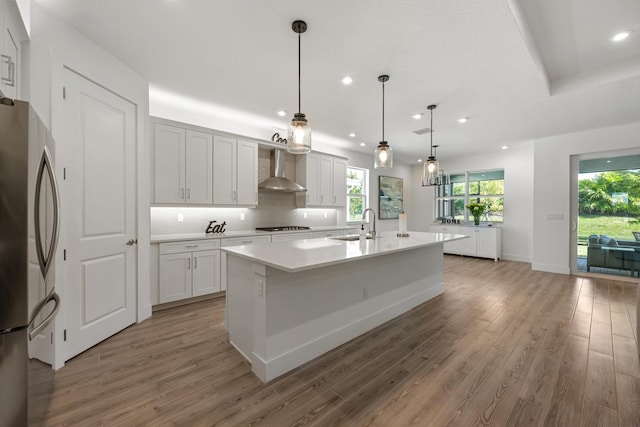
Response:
[28,291,60,341]
[34,146,61,280]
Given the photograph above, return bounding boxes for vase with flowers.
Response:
[466,201,487,226]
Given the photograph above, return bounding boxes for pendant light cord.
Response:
[382,80,385,141]
[298,32,301,114]
[430,107,434,157]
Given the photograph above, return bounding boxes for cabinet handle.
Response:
[333,195,336,204]
[242,240,252,245]
[194,257,198,268]
[187,258,191,269]
[186,188,190,199]
[181,188,185,200]
[233,190,237,201]
[185,245,199,249]
[320,195,324,203]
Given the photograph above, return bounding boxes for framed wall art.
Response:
[378,175,403,219]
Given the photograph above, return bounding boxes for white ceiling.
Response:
[34,0,640,164]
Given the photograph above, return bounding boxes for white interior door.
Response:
[63,69,136,360]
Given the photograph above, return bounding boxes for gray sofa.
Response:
[587,234,640,276]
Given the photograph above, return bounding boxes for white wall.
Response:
[412,142,535,263]
[532,120,640,274]
[29,3,150,367]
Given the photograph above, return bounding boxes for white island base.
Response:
[225,239,447,382]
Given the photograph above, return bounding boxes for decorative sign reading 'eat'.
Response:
[206,220,227,234]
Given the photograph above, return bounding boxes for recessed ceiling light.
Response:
[360,142,366,147]
[412,113,423,120]
[501,145,508,150]
[277,110,287,117]
[341,76,353,85]
[349,132,356,138]
[611,31,631,42]
[418,158,423,163]
[458,117,468,123]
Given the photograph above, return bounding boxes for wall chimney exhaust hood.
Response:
[258,149,307,192]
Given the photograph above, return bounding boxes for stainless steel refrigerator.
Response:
[0,98,61,427]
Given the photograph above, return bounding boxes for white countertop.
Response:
[150,226,357,243]
[222,231,467,273]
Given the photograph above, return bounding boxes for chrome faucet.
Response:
[362,208,376,238]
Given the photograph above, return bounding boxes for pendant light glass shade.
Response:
[287,113,311,154]
[287,20,311,154]
[374,75,393,169]
[374,141,393,169]
[423,156,440,186]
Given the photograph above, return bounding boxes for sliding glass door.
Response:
[571,152,640,277]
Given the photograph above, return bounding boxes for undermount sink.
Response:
[331,234,377,241]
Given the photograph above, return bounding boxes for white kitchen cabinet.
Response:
[296,152,348,207]
[213,136,258,206]
[0,1,26,99]
[331,157,347,207]
[153,123,213,205]
[429,225,501,261]
[158,240,220,303]
[429,225,461,253]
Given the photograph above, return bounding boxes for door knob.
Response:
[126,239,138,246]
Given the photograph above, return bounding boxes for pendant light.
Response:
[422,104,441,186]
[287,20,311,154]
[374,75,393,169]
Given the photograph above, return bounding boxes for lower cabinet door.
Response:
[159,253,191,303]
[192,250,221,297]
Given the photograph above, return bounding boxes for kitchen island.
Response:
[222,231,466,382]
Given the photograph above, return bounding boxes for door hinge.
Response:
[63,249,66,260]
[63,87,66,99]
[63,329,67,341]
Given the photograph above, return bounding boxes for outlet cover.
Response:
[177,213,184,222]
[240,213,245,221]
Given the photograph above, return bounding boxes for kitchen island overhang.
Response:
[222,232,467,382]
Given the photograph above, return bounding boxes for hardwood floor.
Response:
[43,256,640,426]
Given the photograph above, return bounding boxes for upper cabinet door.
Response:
[319,155,333,206]
[332,157,347,207]
[185,130,213,204]
[236,139,258,206]
[213,135,237,205]
[154,124,186,204]
[303,152,322,206]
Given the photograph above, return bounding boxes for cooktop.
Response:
[255,226,311,232]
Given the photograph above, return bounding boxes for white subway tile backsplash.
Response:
[150,205,340,235]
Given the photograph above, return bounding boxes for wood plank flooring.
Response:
[43,256,640,426]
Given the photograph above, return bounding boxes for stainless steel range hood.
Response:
[258,149,307,192]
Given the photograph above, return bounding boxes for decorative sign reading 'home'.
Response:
[271,132,288,145]
[206,220,227,234]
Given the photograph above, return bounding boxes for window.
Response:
[347,166,368,222]
[436,169,504,223]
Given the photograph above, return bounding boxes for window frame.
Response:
[435,169,504,223]
[346,166,369,224]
